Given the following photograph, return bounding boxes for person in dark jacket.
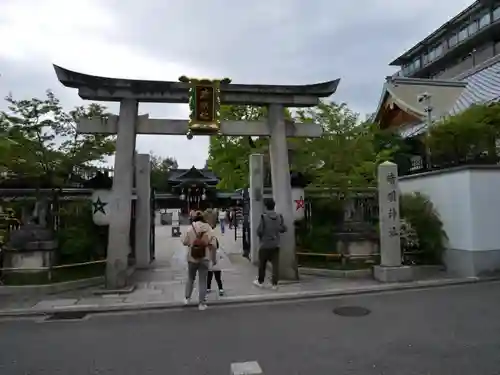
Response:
[253,198,287,290]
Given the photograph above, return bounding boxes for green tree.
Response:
[294,101,397,192]
[1,90,115,186]
[207,105,268,190]
[207,101,400,193]
[150,153,178,191]
[0,113,17,168]
[427,103,500,166]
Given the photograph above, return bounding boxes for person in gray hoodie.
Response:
[254,198,287,290]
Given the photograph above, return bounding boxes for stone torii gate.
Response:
[53,65,340,289]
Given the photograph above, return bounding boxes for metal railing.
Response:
[296,251,425,265]
[0,259,106,283]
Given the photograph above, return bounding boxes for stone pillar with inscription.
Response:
[374,161,413,282]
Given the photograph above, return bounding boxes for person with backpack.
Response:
[253,198,287,290]
[181,211,218,310]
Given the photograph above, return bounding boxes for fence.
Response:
[0,189,111,285]
[296,188,426,267]
[0,259,106,285]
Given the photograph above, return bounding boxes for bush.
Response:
[400,192,447,264]
[427,103,500,167]
[56,202,107,264]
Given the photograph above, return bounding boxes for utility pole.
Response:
[418,92,433,170]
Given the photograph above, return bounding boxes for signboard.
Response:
[179,76,231,136]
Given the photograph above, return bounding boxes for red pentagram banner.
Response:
[295,196,305,211]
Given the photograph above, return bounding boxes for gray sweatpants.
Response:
[185,260,209,303]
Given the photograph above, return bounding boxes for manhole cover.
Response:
[333,306,371,317]
[45,311,88,321]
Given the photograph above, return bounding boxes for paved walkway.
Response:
[0,224,486,316]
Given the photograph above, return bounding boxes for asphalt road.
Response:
[1,282,500,375]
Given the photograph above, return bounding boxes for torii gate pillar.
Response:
[106,99,137,288]
[268,104,298,280]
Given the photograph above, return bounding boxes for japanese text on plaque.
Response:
[386,172,399,237]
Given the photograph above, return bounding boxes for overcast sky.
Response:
[0,0,475,168]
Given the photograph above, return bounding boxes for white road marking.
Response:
[230,361,263,375]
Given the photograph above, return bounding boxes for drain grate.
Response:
[45,311,88,321]
[333,306,371,317]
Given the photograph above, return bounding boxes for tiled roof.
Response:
[167,167,219,182]
[400,59,500,138]
[450,61,500,114]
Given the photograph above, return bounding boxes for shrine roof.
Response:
[167,167,219,183]
[392,58,500,138]
[373,76,467,131]
[53,65,340,106]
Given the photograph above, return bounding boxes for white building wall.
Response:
[399,166,500,277]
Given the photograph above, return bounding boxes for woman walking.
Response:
[181,211,217,311]
[207,247,225,296]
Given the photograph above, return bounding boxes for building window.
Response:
[494,6,500,21]
[422,53,429,65]
[468,20,478,35]
[449,33,458,47]
[413,57,421,69]
[435,44,444,57]
[479,13,490,29]
[458,27,468,42]
[429,48,436,61]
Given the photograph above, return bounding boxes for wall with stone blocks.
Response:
[399,166,500,277]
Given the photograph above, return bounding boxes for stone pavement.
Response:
[0,224,489,316]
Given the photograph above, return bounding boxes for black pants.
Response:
[207,270,223,290]
[258,247,280,285]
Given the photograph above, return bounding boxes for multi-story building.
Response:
[374,1,500,172]
[392,1,500,79]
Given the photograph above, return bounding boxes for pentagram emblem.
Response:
[92,197,107,215]
[295,196,305,211]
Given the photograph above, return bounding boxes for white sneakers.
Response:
[253,279,264,288]
[253,279,278,290]
[184,298,208,311]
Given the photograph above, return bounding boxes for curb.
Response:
[0,276,499,318]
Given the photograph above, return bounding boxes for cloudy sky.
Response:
[0,0,474,168]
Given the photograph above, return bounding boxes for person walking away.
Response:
[203,208,217,229]
[189,209,196,223]
[228,209,233,229]
[218,209,226,234]
[207,247,225,296]
[254,198,287,290]
[181,211,217,310]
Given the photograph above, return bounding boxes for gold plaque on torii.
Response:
[179,76,231,136]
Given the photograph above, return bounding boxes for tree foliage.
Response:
[0,90,115,186]
[293,102,401,191]
[427,103,500,166]
[207,105,269,190]
[150,153,178,191]
[207,101,404,192]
